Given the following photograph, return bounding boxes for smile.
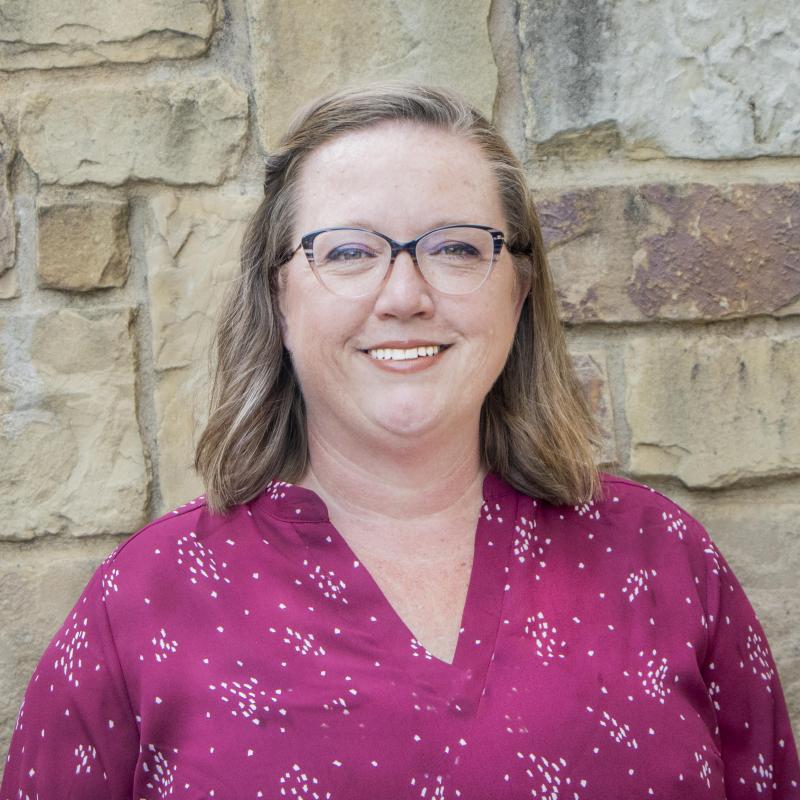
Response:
[366,345,448,361]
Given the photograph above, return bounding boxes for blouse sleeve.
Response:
[1,560,139,799]
[699,532,800,797]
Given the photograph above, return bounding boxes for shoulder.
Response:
[534,472,716,574]
[594,472,709,540]
[97,492,254,599]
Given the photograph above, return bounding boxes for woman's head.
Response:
[195,82,600,513]
[280,120,528,457]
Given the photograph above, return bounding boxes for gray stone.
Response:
[519,0,800,159]
[0,119,15,292]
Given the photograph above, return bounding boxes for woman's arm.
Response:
[699,532,800,797]
[1,559,139,798]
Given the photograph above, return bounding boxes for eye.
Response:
[430,241,481,259]
[325,244,377,262]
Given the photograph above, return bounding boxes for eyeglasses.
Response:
[285,224,511,298]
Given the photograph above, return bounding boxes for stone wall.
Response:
[1,0,798,756]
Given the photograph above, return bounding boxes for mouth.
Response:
[363,344,451,362]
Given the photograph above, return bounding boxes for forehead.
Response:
[294,121,505,234]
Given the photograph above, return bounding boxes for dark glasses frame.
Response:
[283,224,512,296]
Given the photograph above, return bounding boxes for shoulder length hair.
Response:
[195,82,601,514]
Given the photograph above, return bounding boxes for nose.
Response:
[372,250,435,319]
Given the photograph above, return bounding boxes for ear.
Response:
[514,271,531,318]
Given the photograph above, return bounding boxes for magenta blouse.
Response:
[2,473,799,799]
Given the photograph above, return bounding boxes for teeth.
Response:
[367,345,442,361]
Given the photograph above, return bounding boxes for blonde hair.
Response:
[195,82,601,514]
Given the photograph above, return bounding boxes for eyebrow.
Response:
[334,219,476,234]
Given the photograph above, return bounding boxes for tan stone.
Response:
[537,184,800,323]
[0,540,119,758]
[18,76,248,187]
[0,309,149,539]
[0,0,217,71]
[37,200,130,291]
[570,350,617,465]
[247,0,498,149]
[0,269,19,299]
[519,0,800,158]
[625,332,800,488]
[145,190,258,509]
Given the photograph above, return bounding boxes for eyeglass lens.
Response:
[310,227,496,297]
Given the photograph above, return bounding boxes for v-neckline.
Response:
[323,504,482,669]
[255,472,520,709]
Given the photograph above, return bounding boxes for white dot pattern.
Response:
[1,475,799,798]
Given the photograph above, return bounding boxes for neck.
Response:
[300,415,487,527]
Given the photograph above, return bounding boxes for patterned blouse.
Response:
[2,473,799,799]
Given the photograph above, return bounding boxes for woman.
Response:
[2,84,798,798]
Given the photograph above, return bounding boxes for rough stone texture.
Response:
[145,190,258,509]
[0,309,149,539]
[0,118,16,298]
[537,183,800,322]
[0,269,18,299]
[570,350,616,465]
[37,200,130,291]
[247,0,498,149]
[519,0,800,159]
[0,0,217,71]
[0,540,119,760]
[625,331,800,488]
[18,76,248,187]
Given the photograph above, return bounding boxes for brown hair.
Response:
[195,82,601,514]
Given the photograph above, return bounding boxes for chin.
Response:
[368,403,445,439]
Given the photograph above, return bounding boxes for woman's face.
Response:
[279,121,527,448]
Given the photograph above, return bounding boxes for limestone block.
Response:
[519,0,800,159]
[37,200,130,291]
[145,190,258,508]
[537,184,800,322]
[0,119,16,295]
[0,540,117,758]
[18,76,248,187]
[625,332,800,488]
[0,309,149,539]
[569,350,616,465]
[247,0,497,149]
[0,0,217,71]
